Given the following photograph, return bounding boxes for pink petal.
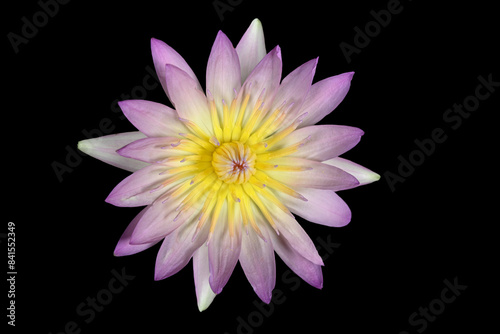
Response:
[105,164,171,207]
[206,31,241,109]
[129,191,195,245]
[238,45,282,121]
[270,58,318,130]
[117,137,187,164]
[239,220,276,303]
[276,187,351,227]
[236,18,266,83]
[265,157,359,191]
[193,245,217,312]
[113,207,159,256]
[299,72,354,128]
[267,224,323,289]
[268,204,324,266]
[118,100,188,137]
[77,132,149,172]
[151,38,201,100]
[164,65,213,135]
[154,214,210,281]
[277,125,364,161]
[323,157,381,186]
[208,202,242,294]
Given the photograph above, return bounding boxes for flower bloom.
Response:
[78,19,379,311]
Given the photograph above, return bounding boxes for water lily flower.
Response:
[78,18,379,311]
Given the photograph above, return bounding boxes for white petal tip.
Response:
[197,295,216,312]
[197,299,212,312]
[250,18,262,27]
[359,171,381,185]
[77,140,90,154]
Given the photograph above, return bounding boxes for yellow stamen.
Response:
[208,183,229,242]
[165,162,211,176]
[247,101,287,145]
[222,100,236,143]
[260,105,290,140]
[168,179,194,199]
[194,180,223,238]
[227,193,237,247]
[190,168,215,186]
[250,181,293,217]
[156,170,195,188]
[171,140,209,155]
[254,171,308,201]
[263,112,308,148]
[156,155,191,164]
[209,136,221,147]
[228,97,237,128]
[228,183,241,202]
[232,92,251,141]
[249,176,266,188]
[209,98,223,142]
[242,183,278,234]
[179,133,215,152]
[178,118,210,141]
[255,162,278,171]
[239,91,266,143]
[177,173,218,213]
[256,135,311,160]
[180,154,213,162]
[273,165,313,172]
[239,190,265,241]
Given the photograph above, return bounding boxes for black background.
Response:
[4,0,497,333]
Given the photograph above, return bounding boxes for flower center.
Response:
[212,142,256,184]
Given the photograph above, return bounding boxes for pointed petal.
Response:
[78,132,149,172]
[151,38,201,99]
[267,203,324,266]
[267,224,323,289]
[271,58,318,130]
[118,100,188,137]
[276,188,351,227]
[113,207,159,256]
[323,157,381,186]
[237,45,282,124]
[299,72,354,128]
[117,137,187,164]
[266,157,359,191]
[164,65,213,135]
[129,190,196,245]
[105,164,171,207]
[206,31,241,108]
[193,245,217,312]
[239,220,276,303]
[276,125,364,161]
[208,201,242,294]
[154,213,210,281]
[236,18,266,83]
